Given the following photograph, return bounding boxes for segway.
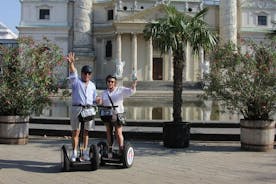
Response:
[97,105,135,168]
[61,105,99,172]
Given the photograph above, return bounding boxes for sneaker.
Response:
[108,152,113,159]
[83,150,90,161]
[71,150,77,162]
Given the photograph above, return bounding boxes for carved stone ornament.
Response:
[257,0,267,9]
[242,0,273,9]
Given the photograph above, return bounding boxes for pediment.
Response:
[118,4,168,23]
[0,22,8,29]
[0,22,17,39]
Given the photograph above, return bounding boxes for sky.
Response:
[0,0,20,35]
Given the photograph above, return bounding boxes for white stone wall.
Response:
[204,6,219,29]
[238,0,276,40]
[19,0,276,83]
[20,0,69,27]
[19,0,70,54]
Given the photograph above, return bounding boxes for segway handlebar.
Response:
[97,105,118,109]
[72,104,97,108]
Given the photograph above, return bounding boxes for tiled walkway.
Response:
[0,136,275,184]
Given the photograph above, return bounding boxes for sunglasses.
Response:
[83,72,92,75]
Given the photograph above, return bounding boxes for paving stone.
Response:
[0,136,275,184]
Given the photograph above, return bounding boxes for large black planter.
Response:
[163,122,190,148]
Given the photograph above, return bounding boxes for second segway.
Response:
[97,105,134,168]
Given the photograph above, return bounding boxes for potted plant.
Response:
[143,5,217,148]
[0,37,64,144]
[203,39,276,151]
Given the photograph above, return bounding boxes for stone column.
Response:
[72,0,94,72]
[73,0,93,52]
[116,33,122,63]
[147,107,153,120]
[115,33,123,85]
[100,38,105,77]
[146,37,153,81]
[219,0,237,45]
[131,33,138,71]
[132,107,137,120]
[199,47,204,79]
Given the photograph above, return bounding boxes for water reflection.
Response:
[36,98,243,121]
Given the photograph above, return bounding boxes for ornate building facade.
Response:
[17,0,276,86]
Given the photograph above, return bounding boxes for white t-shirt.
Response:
[101,86,135,113]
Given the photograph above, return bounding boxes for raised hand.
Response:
[67,52,76,73]
[67,52,75,64]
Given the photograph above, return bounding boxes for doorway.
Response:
[153,58,163,80]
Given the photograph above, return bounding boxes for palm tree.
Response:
[143,5,217,147]
[144,5,217,123]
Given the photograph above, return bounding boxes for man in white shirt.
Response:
[67,52,97,161]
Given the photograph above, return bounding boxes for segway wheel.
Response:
[97,141,108,166]
[61,145,70,172]
[122,142,134,168]
[89,144,100,171]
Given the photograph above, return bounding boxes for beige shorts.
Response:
[70,106,95,131]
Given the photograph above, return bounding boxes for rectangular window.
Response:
[258,15,267,26]
[40,9,50,20]
[107,10,114,20]
[105,40,112,58]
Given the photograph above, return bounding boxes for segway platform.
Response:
[61,105,99,172]
[61,144,99,171]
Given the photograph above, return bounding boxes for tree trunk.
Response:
[163,48,190,148]
[173,51,184,123]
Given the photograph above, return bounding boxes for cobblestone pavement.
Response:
[0,136,275,184]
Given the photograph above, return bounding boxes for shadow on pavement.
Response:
[0,159,60,173]
[28,137,241,158]
[132,141,241,157]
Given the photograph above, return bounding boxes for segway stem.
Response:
[79,121,85,158]
[109,125,114,147]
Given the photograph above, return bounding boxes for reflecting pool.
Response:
[36,97,244,121]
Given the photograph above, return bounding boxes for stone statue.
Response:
[114,60,125,79]
[118,0,122,10]
[199,0,204,10]
[131,68,137,81]
[185,2,188,11]
[201,60,210,75]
